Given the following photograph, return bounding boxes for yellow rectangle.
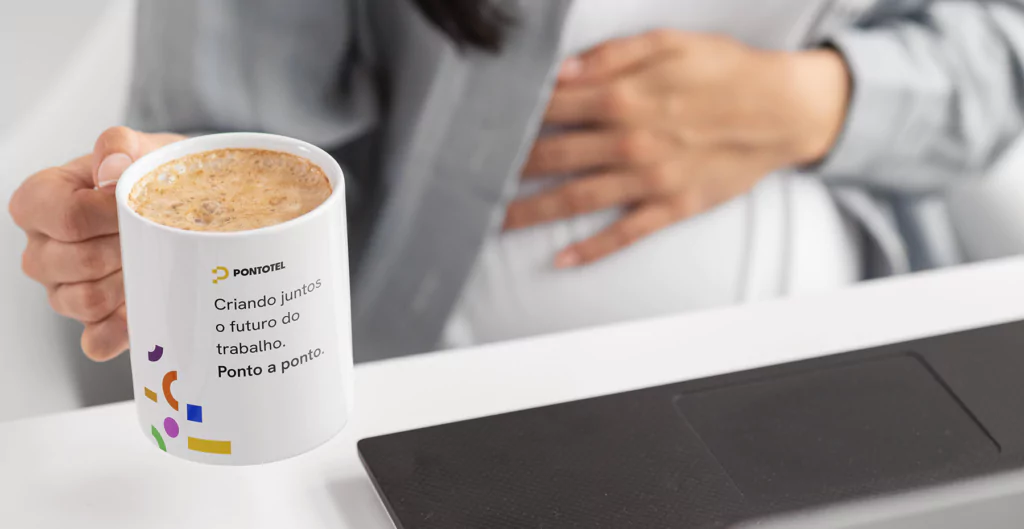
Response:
[144,387,157,402]
[188,437,232,455]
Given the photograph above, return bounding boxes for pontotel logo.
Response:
[212,262,286,284]
[233,261,286,278]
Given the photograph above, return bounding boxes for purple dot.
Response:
[164,417,179,438]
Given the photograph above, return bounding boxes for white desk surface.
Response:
[3,257,1024,529]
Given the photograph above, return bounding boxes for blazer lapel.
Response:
[354,0,575,360]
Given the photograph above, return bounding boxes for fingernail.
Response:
[555,249,581,269]
[559,57,583,80]
[96,153,133,188]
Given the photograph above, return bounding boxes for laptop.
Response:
[745,468,1024,529]
[358,321,1024,528]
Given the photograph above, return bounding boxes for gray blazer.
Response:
[128,0,1024,361]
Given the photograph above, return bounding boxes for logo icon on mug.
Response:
[212,266,229,284]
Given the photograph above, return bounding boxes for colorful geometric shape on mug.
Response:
[164,417,179,438]
[187,404,203,423]
[188,437,231,455]
[144,387,157,402]
[162,370,179,411]
[148,345,164,362]
[151,425,166,452]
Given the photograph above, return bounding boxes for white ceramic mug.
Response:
[115,133,353,465]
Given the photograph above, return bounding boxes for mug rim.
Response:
[115,132,345,239]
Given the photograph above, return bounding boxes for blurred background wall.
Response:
[1,0,135,421]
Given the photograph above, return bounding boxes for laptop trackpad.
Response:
[674,354,1000,505]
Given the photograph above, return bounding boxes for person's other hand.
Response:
[9,127,185,361]
[503,30,850,267]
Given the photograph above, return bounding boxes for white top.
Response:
[3,256,1024,529]
[444,0,860,347]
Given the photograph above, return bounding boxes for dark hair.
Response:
[409,0,513,52]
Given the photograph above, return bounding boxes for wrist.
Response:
[782,48,851,166]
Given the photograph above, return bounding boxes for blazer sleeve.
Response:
[125,0,379,148]
[816,1,1024,193]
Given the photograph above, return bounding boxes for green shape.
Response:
[151,425,167,452]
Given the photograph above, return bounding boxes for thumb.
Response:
[92,126,186,188]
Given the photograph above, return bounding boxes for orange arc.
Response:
[162,370,179,411]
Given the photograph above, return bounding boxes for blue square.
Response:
[187,404,203,423]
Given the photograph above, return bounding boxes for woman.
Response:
[11,0,1024,361]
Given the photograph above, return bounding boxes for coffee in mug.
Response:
[116,134,353,465]
[128,148,332,232]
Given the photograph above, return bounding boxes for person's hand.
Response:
[9,127,185,361]
[503,30,850,267]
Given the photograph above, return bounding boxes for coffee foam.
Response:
[128,148,332,232]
